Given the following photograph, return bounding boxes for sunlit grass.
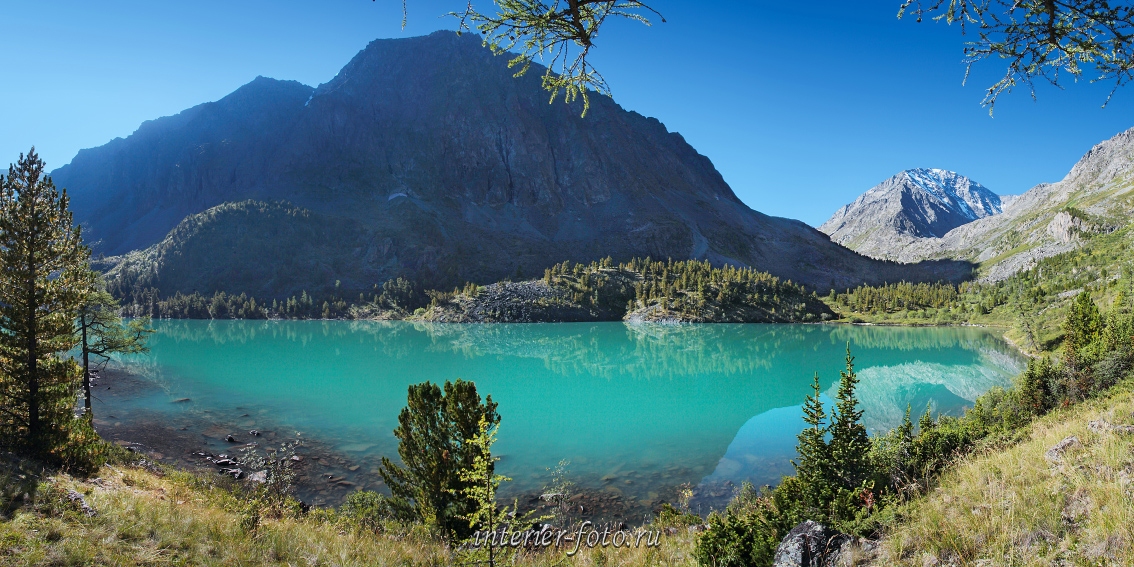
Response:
[0,462,697,566]
[874,381,1134,566]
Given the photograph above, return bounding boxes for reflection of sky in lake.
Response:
[695,346,1024,509]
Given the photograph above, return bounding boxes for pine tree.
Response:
[379,379,500,539]
[828,344,872,490]
[0,149,94,461]
[1064,290,1101,370]
[1018,357,1054,414]
[917,403,935,434]
[792,372,831,509]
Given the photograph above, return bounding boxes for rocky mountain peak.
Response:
[818,168,1004,259]
[900,168,1003,221]
[1062,126,1134,187]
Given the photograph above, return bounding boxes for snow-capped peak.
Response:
[902,168,1000,221]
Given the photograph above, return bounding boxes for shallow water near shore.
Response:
[91,320,1025,522]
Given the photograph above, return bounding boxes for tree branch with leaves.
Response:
[445,0,663,115]
[900,0,1134,111]
[75,277,152,417]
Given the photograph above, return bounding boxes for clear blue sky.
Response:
[3,1,1133,227]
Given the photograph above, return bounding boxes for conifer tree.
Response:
[379,379,499,539]
[918,402,935,434]
[828,344,872,490]
[1018,357,1054,414]
[1064,290,1101,369]
[792,372,831,509]
[0,149,94,460]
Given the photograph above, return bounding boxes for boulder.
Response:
[772,520,849,567]
[1088,419,1134,435]
[220,468,244,479]
[1044,436,1082,462]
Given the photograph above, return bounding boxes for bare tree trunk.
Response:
[82,311,91,415]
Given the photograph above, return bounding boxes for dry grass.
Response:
[0,464,698,566]
[15,387,1134,566]
[873,381,1134,567]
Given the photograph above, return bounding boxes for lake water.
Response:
[93,320,1025,521]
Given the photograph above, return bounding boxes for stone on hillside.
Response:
[772,520,850,567]
[1088,419,1134,435]
[1044,436,1082,462]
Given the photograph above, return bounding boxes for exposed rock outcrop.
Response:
[1044,435,1082,462]
[772,520,850,567]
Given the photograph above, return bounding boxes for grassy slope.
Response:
[0,463,700,566]
[872,379,1134,566]
[821,221,1134,355]
[9,380,1134,566]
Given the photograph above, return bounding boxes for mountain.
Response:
[822,128,1134,282]
[819,169,1008,259]
[54,31,969,299]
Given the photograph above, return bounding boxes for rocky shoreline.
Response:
[89,366,706,526]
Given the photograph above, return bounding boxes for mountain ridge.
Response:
[55,30,971,297]
[820,127,1134,282]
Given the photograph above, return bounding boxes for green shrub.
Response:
[339,491,396,532]
[654,503,701,528]
[1093,349,1132,391]
[57,417,116,477]
[694,510,778,567]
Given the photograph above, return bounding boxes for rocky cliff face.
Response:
[819,169,1006,259]
[56,31,968,297]
[824,128,1134,282]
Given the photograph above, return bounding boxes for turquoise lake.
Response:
[95,320,1025,519]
